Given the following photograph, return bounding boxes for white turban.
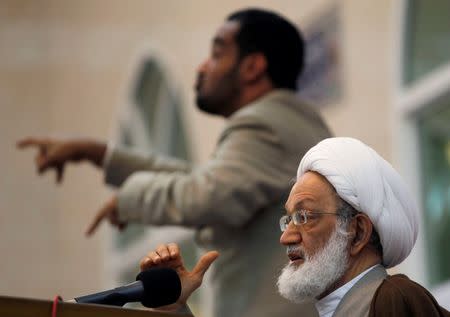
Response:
[298,137,419,268]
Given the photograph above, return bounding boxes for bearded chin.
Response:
[277,225,350,304]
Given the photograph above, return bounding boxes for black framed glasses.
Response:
[279,209,342,232]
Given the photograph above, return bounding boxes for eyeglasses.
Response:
[279,209,342,232]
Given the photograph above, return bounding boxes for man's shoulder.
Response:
[369,274,450,316]
[379,274,428,295]
[229,89,328,131]
[239,89,311,118]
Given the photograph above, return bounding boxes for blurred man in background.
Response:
[18,8,330,317]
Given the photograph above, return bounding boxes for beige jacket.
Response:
[105,89,331,317]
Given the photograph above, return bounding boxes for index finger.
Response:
[85,207,108,237]
[17,137,46,149]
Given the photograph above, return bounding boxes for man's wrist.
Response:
[76,140,107,167]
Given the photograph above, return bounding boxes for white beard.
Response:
[277,224,350,304]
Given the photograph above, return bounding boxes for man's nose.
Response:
[196,59,208,74]
[280,225,302,246]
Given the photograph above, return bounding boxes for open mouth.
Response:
[287,252,304,262]
[286,245,305,264]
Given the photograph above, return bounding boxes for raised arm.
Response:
[86,114,293,235]
[17,137,106,183]
[17,136,192,186]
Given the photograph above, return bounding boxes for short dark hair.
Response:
[227,8,304,90]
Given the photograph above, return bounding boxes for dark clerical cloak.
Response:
[334,266,449,317]
[369,274,450,316]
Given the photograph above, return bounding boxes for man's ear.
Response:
[239,53,267,84]
[348,214,373,256]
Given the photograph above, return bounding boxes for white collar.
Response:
[314,264,381,317]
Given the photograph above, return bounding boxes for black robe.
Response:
[369,274,450,316]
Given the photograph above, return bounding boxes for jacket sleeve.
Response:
[116,115,292,228]
[104,146,191,187]
[369,274,450,316]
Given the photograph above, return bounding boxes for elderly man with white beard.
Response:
[139,137,450,316]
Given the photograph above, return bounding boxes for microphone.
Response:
[73,267,181,307]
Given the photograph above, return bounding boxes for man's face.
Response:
[281,171,342,260]
[277,171,351,302]
[195,20,242,116]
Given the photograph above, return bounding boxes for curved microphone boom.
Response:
[73,267,181,307]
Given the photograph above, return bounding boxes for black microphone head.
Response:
[136,267,182,308]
